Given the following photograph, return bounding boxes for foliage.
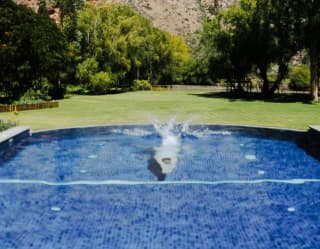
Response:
[182,33,213,85]
[201,0,301,96]
[2,0,319,103]
[252,0,300,95]
[132,80,152,91]
[17,86,50,104]
[75,3,189,93]
[53,0,85,84]
[167,35,190,83]
[202,0,256,88]
[0,119,14,132]
[38,0,48,16]
[182,58,212,85]
[0,0,67,103]
[288,65,310,91]
[291,0,320,101]
[89,71,114,94]
[76,57,99,87]
[54,0,84,41]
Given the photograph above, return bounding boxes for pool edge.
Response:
[0,126,31,153]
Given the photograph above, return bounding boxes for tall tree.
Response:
[201,0,256,91]
[76,3,189,92]
[201,0,300,96]
[248,0,299,96]
[295,0,320,101]
[0,0,67,102]
[55,0,84,41]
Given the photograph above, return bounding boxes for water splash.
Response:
[152,116,182,174]
[111,128,153,137]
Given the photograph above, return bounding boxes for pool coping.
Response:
[0,126,30,144]
[0,126,31,154]
[309,125,320,133]
[32,123,307,133]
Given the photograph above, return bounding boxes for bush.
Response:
[289,65,310,91]
[0,119,15,132]
[76,58,99,87]
[89,71,114,94]
[132,80,152,91]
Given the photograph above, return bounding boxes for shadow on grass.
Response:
[190,91,313,104]
[67,88,128,96]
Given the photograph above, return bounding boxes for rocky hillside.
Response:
[102,0,235,34]
[14,0,235,34]
[15,0,39,11]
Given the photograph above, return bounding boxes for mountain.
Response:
[14,0,236,35]
[103,0,235,34]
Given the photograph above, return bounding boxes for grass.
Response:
[0,90,319,131]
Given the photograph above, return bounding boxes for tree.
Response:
[0,0,67,102]
[76,57,98,89]
[293,0,320,102]
[201,0,256,91]
[55,0,84,41]
[201,0,300,96]
[167,35,190,83]
[251,0,299,96]
[75,3,189,92]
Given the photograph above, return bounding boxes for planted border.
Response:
[0,101,59,112]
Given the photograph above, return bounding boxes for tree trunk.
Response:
[309,42,319,102]
[270,59,288,94]
[259,66,270,96]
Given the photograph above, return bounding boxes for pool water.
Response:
[0,125,319,248]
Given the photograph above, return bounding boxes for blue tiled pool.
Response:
[0,125,319,248]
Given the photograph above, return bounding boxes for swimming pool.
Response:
[0,125,319,248]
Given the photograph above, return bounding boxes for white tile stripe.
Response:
[0,178,319,186]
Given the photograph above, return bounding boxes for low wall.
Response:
[0,101,59,112]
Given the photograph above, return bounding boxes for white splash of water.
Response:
[153,116,182,174]
[111,128,152,137]
[181,116,194,134]
[187,128,232,138]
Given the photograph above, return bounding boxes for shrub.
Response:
[132,80,152,91]
[289,65,310,91]
[0,119,15,132]
[76,58,99,87]
[89,71,114,94]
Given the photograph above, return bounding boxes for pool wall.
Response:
[1,124,319,161]
[0,126,31,156]
[299,126,320,161]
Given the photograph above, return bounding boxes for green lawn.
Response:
[1,90,319,130]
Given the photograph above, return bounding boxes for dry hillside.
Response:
[14,0,235,34]
[102,0,235,34]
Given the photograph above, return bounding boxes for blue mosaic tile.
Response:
[0,184,319,248]
[0,125,319,248]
